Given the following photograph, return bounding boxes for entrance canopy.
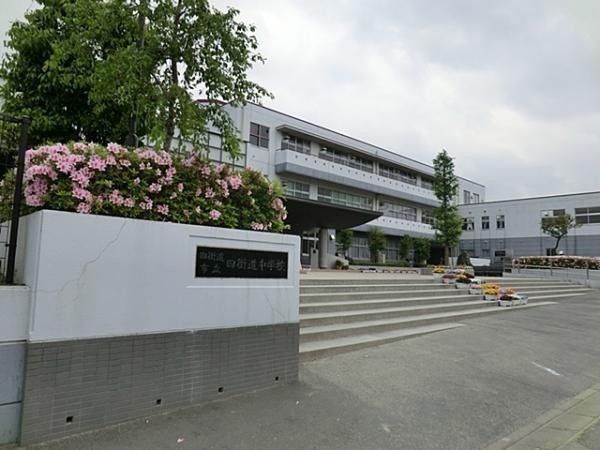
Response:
[285,197,382,234]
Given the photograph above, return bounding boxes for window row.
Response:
[379,201,417,222]
[379,164,417,186]
[463,215,505,231]
[318,147,374,173]
[281,134,311,154]
[317,187,373,210]
[463,190,481,205]
[575,206,600,225]
[283,180,310,199]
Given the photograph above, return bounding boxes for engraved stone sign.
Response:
[195,246,288,278]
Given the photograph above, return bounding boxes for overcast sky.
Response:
[2,1,599,201]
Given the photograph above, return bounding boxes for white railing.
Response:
[507,262,600,288]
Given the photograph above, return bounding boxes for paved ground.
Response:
[12,292,600,450]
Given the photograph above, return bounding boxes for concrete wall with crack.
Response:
[10,210,300,445]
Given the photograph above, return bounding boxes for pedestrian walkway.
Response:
[487,383,600,450]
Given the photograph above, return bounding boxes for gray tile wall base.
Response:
[19,323,299,446]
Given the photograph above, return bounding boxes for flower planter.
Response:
[442,278,456,284]
[469,288,482,295]
[433,272,444,280]
[484,294,497,301]
[455,283,469,289]
[498,299,513,307]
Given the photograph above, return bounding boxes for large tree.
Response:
[367,227,386,263]
[0,0,137,145]
[337,229,353,258]
[541,213,580,255]
[432,149,463,265]
[0,0,270,156]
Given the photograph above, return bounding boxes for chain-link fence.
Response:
[0,113,29,284]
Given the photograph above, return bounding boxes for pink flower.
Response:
[105,155,117,166]
[73,143,87,151]
[119,159,131,167]
[123,198,135,208]
[170,192,178,199]
[70,168,91,187]
[250,222,265,231]
[177,183,184,192]
[56,158,74,174]
[76,202,91,214]
[272,198,284,211]
[148,183,162,193]
[107,143,121,154]
[200,165,211,177]
[209,209,221,220]
[215,163,226,174]
[227,175,242,190]
[139,197,153,210]
[88,155,107,171]
[25,194,44,207]
[108,190,124,206]
[72,186,93,202]
[204,188,215,198]
[156,204,169,215]
[133,177,141,185]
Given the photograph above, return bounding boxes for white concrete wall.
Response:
[459,192,600,240]
[0,287,30,342]
[18,210,300,343]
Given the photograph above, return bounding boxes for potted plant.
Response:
[455,273,473,289]
[482,284,499,301]
[433,266,445,280]
[442,273,457,284]
[498,288,516,307]
[469,282,483,295]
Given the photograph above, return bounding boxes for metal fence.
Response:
[0,113,29,284]
[509,261,600,288]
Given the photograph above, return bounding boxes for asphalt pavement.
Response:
[11,293,600,450]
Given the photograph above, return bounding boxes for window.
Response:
[379,164,418,186]
[481,216,490,230]
[249,122,269,148]
[385,239,400,262]
[379,201,417,221]
[349,236,370,260]
[317,187,373,210]
[283,180,310,199]
[319,147,374,173]
[282,134,311,154]
[205,131,247,171]
[496,215,505,229]
[473,193,480,204]
[463,190,471,205]
[574,207,600,225]
[462,218,474,231]
[421,209,434,225]
[421,178,434,191]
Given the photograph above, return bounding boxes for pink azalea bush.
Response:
[514,256,600,270]
[0,142,288,232]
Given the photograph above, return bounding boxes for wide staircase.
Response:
[299,276,592,361]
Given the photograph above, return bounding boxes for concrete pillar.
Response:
[319,228,329,269]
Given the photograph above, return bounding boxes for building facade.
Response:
[458,191,600,261]
[188,102,485,267]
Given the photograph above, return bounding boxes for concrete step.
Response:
[300,323,464,361]
[300,300,497,327]
[301,288,476,302]
[300,294,479,313]
[299,301,557,343]
[299,285,587,303]
[300,278,428,286]
[300,283,454,294]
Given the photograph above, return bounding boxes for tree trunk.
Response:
[162,0,182,152]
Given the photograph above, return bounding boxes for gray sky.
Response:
[2,1,600,201]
